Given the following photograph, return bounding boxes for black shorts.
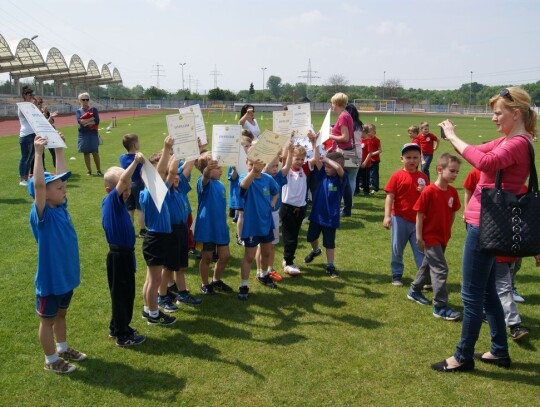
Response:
[126,180,144,211]
[306,222,336,249]
[142,231,170,266]
[201,242,228,252]
[242,228,275,248]
[165,224,188,271]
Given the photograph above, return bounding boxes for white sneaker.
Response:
[284,263,301,276]
[19,180,28,186]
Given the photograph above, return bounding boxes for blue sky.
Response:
[1,0,539,93]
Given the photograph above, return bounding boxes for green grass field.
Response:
[1,110,539,406]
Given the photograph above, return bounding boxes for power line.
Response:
[209,64,222,89]
[152,64,164,89]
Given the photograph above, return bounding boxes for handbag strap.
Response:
[494,135,538,193]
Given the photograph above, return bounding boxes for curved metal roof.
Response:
[9,47,69,79]
[0,33,15,62]
[0,38,45,73]
[35,53,87,81]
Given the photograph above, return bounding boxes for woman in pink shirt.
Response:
[432,87,537,372]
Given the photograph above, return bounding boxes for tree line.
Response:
[2,76,540,106]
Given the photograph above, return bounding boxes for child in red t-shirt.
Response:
[355,125,370,196]
[407,153,462,321]
[417,122,439,181]
[365,124,382,193]
[383,143,429,286]
[462,167,530,339]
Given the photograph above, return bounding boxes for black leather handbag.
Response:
[479,137,540,257]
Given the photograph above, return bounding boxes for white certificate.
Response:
[272,110,292,136]
[140,158,168,213]
[17,102,66,148]
[165,113,200,161]
[247,129,289,163]
[212,125,242,166]
[179,104,207,145]
[318,108,331,147]
[290,103,312,138]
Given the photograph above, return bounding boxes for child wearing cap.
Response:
[29,136,86,374]
[383,143,429,286]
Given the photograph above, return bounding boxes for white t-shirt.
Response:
[18,108,34,137]
[243,119,260,139]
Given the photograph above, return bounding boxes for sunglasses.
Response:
[500,88,514,102]
[80,98,89,101]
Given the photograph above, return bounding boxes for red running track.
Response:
[0,109,163,137]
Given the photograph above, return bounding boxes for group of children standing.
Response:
[28,116,530,375]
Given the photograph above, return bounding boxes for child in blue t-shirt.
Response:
[194,152,232,295]
[238,159,279,300]
[157,156,203,312]
[256,143,294,281]
[140,136,176,326]
[102,153,146,347]
[228,135,252,246]
[304,151,345,278]
[29,136,86,374]
[119,133,146,237]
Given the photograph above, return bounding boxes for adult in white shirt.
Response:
[18,85,37,186]
[238,104,260,139]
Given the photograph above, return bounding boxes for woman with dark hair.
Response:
[238,104,260,139]
[432,87,537,372]
[18,85,36,186]
[76,92,102,176]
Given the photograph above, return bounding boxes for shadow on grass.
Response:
[133,332,266,380]
[0,198,28,205]
[472,361,540,386]
[68,357,184,401]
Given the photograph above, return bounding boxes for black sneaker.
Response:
[326,265,340,278]
[147,310,176,326]
[176,291,203,306]
[142,310,150,320]
[257,274,277,288]
[109,326,138,339]
[509,325,529,341]
[212,279,233,293]
[200,283,216,295]
[138,228,147,238]
[167,283,181,297]
[238,286,249,300]
[304,248,322,263]
[158,295,178,313]
[116,334,146,347]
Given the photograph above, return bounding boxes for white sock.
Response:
[143,306,150,313]
[267,266,273,272]
[241,279,249,287]
[56,342,68,353]
[149,310,159,318]
[45,353,59,364]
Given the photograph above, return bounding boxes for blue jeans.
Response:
[454,224,509,362]
[341,170,356,216]
[19,133,35,179]
[369,161,380,191]
[421,154,433,181]
[390,215,424,280]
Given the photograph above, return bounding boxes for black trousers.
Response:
[279,203,306,264]
[107,245,136,338]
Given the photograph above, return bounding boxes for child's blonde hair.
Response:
[104,166,124,189]
[408,125,419,134]
[437,152,461,169]
[195,151,212,173]
[292,145,307,159]
[366,123,376,133]
[420,121,429,129]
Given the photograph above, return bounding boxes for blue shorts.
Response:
[242,229,274,248]
[306,222,336,249]
[36,291,73,318]
[201,242,228,252]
